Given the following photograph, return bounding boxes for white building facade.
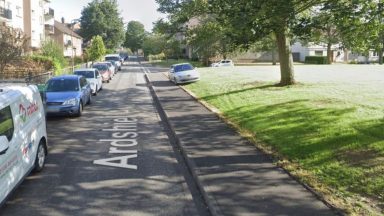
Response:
[0,0,24,31]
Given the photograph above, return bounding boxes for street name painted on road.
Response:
[93,117,138,170]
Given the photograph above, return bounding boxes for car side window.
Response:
[80,78,87,88]
[0,106,14,141]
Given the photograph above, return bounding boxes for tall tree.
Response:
[80,0,125,50]
[86,35,106,62]
[0,25,27,79]
[124,21,146,53]
[142,33,167,57]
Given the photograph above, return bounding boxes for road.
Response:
[0,63,209,216]
[0,62,335,216]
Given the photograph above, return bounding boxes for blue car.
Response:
[45,75,92,117]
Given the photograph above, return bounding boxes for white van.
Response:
[0,84,48,206]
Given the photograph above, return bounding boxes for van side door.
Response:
[0,105,22,203]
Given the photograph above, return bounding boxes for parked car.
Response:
[74,68,103,95]
[211,59,234,67]
[105,54,122,71]
[169,63,200,84]
[45,75,92,117]
[105,60,119,74]
[0,84,48,205]
[99,61,116,77]
[93,63,112,83]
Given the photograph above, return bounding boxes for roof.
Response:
[54,20,82,39]
[74,68,96,72]
[50,75,80,80]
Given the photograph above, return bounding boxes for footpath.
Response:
[147,70,336,216]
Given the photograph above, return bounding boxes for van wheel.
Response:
[34,140,46,172]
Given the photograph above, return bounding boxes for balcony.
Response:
[45,24,54,34]
[44,8,54,19]
[0,7,12,20]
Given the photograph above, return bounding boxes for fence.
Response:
[59,62,92,75]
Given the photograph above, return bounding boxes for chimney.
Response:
[61,17,65,24]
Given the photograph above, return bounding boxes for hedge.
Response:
[305,56,328,64]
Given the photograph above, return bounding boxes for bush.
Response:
[149,53,166,62]
[305,56,328,64]
[29,55,62,75]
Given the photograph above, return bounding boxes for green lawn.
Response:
[184,66,384,215]
[150,59,204,68]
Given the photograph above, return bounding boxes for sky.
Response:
[50,0,166,31]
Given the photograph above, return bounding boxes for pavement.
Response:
[145,64,336,216]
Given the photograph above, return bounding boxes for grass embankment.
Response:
[184,67,384,215]
[150,59,204,68]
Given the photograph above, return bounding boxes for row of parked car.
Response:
[45,54,123,117]
[0,54,124,206]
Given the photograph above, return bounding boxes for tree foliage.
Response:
[142,33,167,57]
[124,21,146,53]
[80,0,125,49]
[40,39,67,68]
[87,35,106,61]
[0,25,27,78]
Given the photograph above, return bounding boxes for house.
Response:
[52,20,83,57]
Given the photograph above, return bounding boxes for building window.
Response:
[315,51,324,56]
[16,6,22,17]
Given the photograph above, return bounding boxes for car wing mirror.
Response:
[0,136,10,155]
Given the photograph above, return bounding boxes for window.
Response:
[16,6,21,17]
[0,106,14,141]
[315,51,324,56]
[80,77,87,88]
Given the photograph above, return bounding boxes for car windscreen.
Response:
[74,71,95,78]
[105,56,120,61]
[107,60,117,66]
[46,79,79,92]
[93,64,108,71]
[174,64,194,73]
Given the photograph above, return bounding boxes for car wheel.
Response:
[93,86,98,96]
[76,102,83,117]
[33,140,46,172]
[107,79,110,83]
[87,94,92,105]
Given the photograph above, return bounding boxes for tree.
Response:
[327,0,384,64]
[87,35,106,61]
[124,21,146,53]
[0,25,27,79]
[142,33,167,57]
[80,0,125,50]
[40,39,66,67]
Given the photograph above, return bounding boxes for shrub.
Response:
[305,56,328,64]
[29,55,62,75]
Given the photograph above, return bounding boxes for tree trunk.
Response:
[274,28,295,86]
[272,49,277,65]
[379,40,384,65]
[327,42,333,64]
[344,48,349,63]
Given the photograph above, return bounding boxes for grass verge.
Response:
[150,59,204,68]
[183,67,384,215]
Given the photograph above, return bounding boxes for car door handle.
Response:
[0,147,9,155]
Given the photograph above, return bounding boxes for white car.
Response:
[211,59,234,67]
[169,63,200,84]
[0,84,48,205]
[105,54,122,71]
[74,68,103,95]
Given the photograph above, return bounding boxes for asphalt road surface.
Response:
[0,63,209,216]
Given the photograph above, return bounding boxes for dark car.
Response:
[45,75,92,117]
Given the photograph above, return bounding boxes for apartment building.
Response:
[23,0,53,50]
[0,0,24,30]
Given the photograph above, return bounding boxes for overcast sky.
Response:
[51,0,166,31]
